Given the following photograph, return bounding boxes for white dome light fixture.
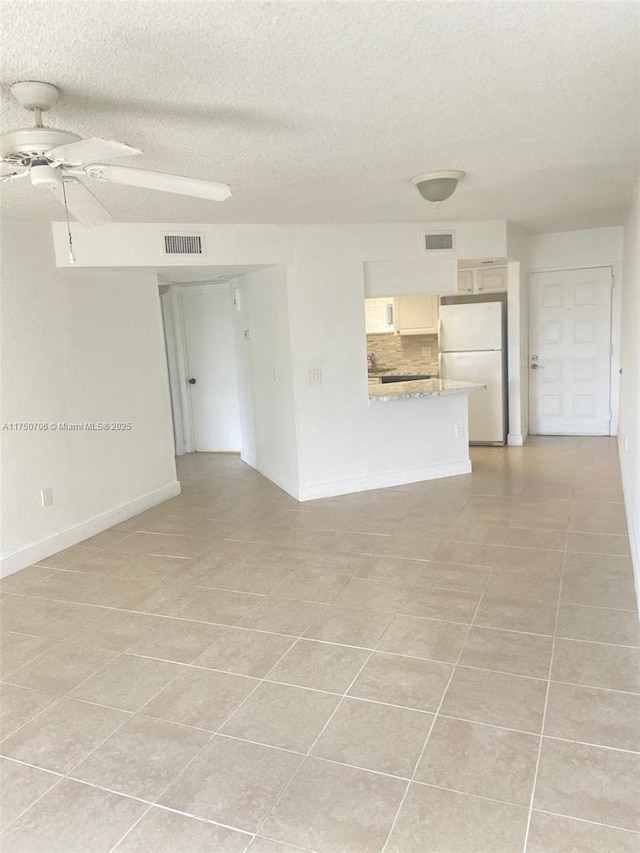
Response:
[411,170,465,208]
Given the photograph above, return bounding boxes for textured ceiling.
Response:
[1,0,638,232]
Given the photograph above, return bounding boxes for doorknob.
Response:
[188,378,196,385]
[531,364,542,369]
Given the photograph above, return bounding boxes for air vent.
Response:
[423,231,455,252]
[162,233,204,255]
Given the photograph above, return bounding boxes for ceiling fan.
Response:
[0,81,232,226]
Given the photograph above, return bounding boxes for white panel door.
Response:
[181,286,242,452]
[528,268,612,435]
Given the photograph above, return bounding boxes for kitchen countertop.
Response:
[369,378,486,402]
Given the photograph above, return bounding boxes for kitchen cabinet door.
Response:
[365,297,394,333]
[394,295,439,335]
[477,267,508,293]
[457,270,474,293]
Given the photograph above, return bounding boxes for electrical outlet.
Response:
[308,369,322,385]
[233,287,242,312]
[454,423,465,438]
[273,368,280,382]
[41,488,53,507]
[421,346,432,356]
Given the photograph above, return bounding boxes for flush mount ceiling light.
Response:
[411,170,465,207]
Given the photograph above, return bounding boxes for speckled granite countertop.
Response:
[369,378,486,402]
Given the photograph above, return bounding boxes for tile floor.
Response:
[1,436,639,852]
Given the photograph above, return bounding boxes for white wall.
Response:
[0,217,179,576]
[506,223,531,445]
[620,176,640,602]
[286,226,472,500]
[231,266,300,497]
[527,226,624,435]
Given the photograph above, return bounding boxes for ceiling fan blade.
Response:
[0,163,28,181]
[48,137,142,166]
[49,177,113,226]
[83,163,232,201]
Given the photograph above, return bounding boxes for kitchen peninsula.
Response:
[369,377,486,402]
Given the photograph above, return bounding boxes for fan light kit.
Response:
[411,170,465,208]
[1,81,232,245]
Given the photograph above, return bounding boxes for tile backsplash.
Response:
[367,332,439,375]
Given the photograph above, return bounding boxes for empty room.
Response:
[0,1,639,851]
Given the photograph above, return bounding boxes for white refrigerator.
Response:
[439,301,507,445]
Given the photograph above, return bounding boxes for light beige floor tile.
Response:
[552,638,640,693]
[175,587,264,625]
[194,627,294,677]
[268,568,350,603]
[544,681,640,750]
[142,666,256,730]
[331,577,410,611]
[0,778,146,853]
[459,626,553,679]
[491,545,564,572]
[0,567,59,593]
[561,566,637,610]
[249,838,310,853]
[527,811,640,853]
[399,586,481,622]
[376,614,468,662]
[569,501,628,535]
[432,540,498,567]
[265,639,369,693]
[261,756,406,853]
[385,782,529,853]
[359,535,440,561]
[72,714,210,799]
[502,528,567,551]
[0,684,58,738]
[510,500,571,530]
[443,521,509,545]
[65,609,167,651]
[414,716,539,805]
[6,642,118,696]
[103,532,213,559]
[485,567,561,602]
[236,597,329,635]
[565,531,630,556]
[112,806,250,852]
[474,594,557,635]
[348,652,452,712]
[0,758,60,830]
[159,735,302,832]
[534,738,640,831]
[0,631,59,676]
[311,697,433,777]
[556,604,640,646]
[353,556,437,586]
[303,605,392,647]
[564,551,633,574]
[123,584,200,617]
[0,596,103,640]
[440,666,547,733]
[221,681,340,752]
[0,698,129,774]
[80,528,135,549]
[35,544,96,569]
[22,572,150,608]
[127,619,227,663]
[69,654,182,711]
[70,553,186,584]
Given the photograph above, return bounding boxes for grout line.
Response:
[379,557,495,852]
[520,527,569,853]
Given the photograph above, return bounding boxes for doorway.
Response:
[162,283,242,453]
[528,267,613,435]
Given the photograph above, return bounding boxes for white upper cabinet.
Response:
[477,267,508,293]
[456,266,508,295]
[393,294,439,335]
[365,297,395,334]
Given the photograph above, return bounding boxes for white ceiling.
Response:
[1,0,638,232]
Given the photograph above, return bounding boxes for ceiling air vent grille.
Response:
[423,231,455,252]
[163,233,204,255]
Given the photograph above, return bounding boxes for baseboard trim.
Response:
[297,459,472,502]
[508,433,524,446]
[1,481,181,578]
[240,452,300,500]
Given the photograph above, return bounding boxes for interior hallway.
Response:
[1,437,638,852]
